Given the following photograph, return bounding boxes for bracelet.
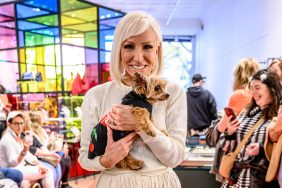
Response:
[20,150,26,156]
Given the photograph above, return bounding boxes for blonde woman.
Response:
[29,112,72,188]
[269,59,282,83]
[79,11,186,188]
[218,57,260,132]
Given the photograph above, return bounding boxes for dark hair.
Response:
[247,68,282,119]
[0,84,6,94]
[8,114,24,123]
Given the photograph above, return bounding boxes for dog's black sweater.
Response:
[88,90,152,159]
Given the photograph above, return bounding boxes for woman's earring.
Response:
[121,69,126,76]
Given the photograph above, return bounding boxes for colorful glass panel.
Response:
[0,4,14,17]
[63,22,97,32]
[16,4,50,19]
[99,7,123,20]
[62,32,84,46]
[17,20,47,30]
[60,0,91,13]
[63,7,97,22]
[0,21,15,28]
[0,27,17,49]
[27,14,59,26]
[19,48,25,63]
[99,29,114,50]
[61,15,84,26]
[0,16,13,22]
[101,63,111,83]
[85,31,98,48]
[0,49,17,63]
[85,48,98,64]
[22,0,58,13]
[0,0,124,95]
[18,31,24,48]
[31,27,59,37]
[0,62,19,93]
[85,63,98,87]
[25,32,55,46]
[99,50,111,63]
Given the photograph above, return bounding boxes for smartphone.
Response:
[224,107,236,121]
[24,130,33,144]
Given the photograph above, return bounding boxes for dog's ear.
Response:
[132,72,147,87]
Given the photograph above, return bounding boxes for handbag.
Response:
[205,118,221,147]
[40,156,60,167]
[22,72,34,80]
[219,117,264,178]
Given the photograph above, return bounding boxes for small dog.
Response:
[88,72,169,170]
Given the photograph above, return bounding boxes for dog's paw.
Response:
[128,160,144,170]
[116,160,128,169]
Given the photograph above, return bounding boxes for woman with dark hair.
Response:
[219,69,281,187]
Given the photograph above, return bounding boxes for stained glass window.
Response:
[0,0,124,95]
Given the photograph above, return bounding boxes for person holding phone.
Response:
[0,111,55,188]
[217,58,260,133]
[219,69,281,187]
[209,58,260,183]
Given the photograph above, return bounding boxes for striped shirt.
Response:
[220,110,270,188]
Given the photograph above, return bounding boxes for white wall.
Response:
[195,0,282,110]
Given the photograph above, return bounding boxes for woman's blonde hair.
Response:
[233,57,260,91]
[110,11,163,86]
[30,112,48,145]
[269,59,282,81]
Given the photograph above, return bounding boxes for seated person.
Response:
[0,111,55,188]
[0,167,23,187]
[23,111,62,188]
[30,112,72,188]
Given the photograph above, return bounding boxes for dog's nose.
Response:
[165,94,170,98]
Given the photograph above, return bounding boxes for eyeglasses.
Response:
[12,122,24,126]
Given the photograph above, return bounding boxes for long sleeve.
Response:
[137,83,187,167]
[208,91,217,120]
[78,81,187,172]
[78,84,108,171]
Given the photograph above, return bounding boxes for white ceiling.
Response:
[87,0,213,35]
[0,0,213,35]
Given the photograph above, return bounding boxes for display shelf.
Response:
[174,146,220,188]
[181,146,215,167]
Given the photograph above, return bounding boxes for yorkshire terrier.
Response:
[88,72,169,170]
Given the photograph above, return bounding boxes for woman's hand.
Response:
[36,163,48,175]
[50,152,61,160]
[226,116,240,135]
[106,104,140,131]
[217,114,229,132]
[276,106,282,127]
[99,126,137,168]
[245,143,260,156]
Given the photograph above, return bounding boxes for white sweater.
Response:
[78,80,187,175]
